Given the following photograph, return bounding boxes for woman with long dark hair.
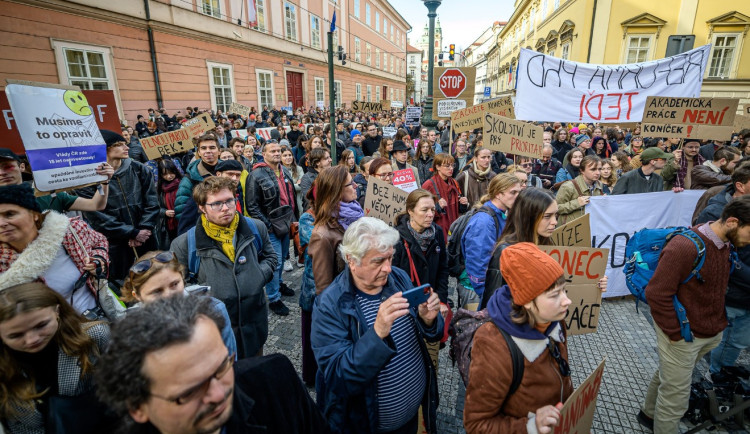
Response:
[156,159,183,248]
[414,139,436,183]
[554,148,584,185]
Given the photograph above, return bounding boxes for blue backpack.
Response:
[187,217,263,282]
[623,227,706,343]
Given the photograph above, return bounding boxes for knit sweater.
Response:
[645,224,730,341]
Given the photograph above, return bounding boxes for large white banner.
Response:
[587,190,703,298]
[515,45,711,123]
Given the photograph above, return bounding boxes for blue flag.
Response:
[330,11,336,32]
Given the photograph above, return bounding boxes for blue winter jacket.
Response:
[461,201,507,297]
[175,159,209,235]
[298,211,316,312]
[311,266,442,433]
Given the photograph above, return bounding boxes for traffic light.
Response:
[438,53,443,60]
[338,46,347,65]
[449,44,455,61]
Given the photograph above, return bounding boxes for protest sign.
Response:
[382,126,398,138]
[554,359,606,434]
[1,90,120,155]
[432,67,477,119]
[351,100,391,111]
[363,177,407,226]
[515,45,710,123]
[587,190,702,297]
[734,114,750,133]
[392,168,419,192]
[140,129,193,160]
[228,102,252,117]
[642,96,737,140]
[184,113,216,138]
[564,284,602,335]
[451,97,515,134]
[391,100,403,108]
[484,113,543,158]
[4,83,107,191]
[551,214,591,247]
[406,106,422,125]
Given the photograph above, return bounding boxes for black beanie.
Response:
[215,159,243,173]
[100,129,126,147]
[0,183,41,212]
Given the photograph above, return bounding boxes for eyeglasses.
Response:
[375,172,393,179]
[130,251,174,275]
[439,164,453,168]
[520,163,533,168]
[205,198,236,211]
[150,352,236,405]
[547,339,570,377]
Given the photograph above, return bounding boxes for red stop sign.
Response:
[438,69,467,98]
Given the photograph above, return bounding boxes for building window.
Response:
[554,0,560,9]
[390,55,394,73]
[561,43,570,60]
[548,49,555,57]
[376,86,381,101]
[708,34,739,78]
[366,43,371,66]
[59,46,112,90]
[256,69,274,109]
[375,48,380,68]
[625,35,651,63]
[365,3,370,26]
[356,83,362,100]
[310,15,321,49]
[207,62,234,113]
[375,11,380,32]
[354,0,360,18]
[254,0,267,32]
[284,2,297,42]
[367,85,372,102]
[542,0,548,18]
[355,37,361,62]
[315,77,325,103]
[390,24,394,42]
[333,29,339,49]
[202,0,221,18]
[334,80,342,107]
[384,54,388,71]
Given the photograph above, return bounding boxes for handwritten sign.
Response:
[184,114,216,138]
[228,101,252,117]
[484,113,543,159]
[642,96,738,140]
[363,177,408,226]
[451,97,514,134]
[552,214,591,247]
[406,106,422,126]
[432,67,477,120]
[382,126,398,138]
[554,359,605,434]
[734,114,750,133]
[140,114,216,160]
[392,168,419,192]
[563,284,602,335]
[515,45,710,123]
[351,100,391,112]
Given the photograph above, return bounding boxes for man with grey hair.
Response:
[532,143,562,189]
[311,217,443,433]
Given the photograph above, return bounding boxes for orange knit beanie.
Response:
[500,242,564,306]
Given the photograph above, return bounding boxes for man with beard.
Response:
[95,295,327,434]
[362,123,383,156]
[662,139,704,190]
[639,196,750,433]
[691,146,741,190]
[175,134,221,235]
[612,148,672,195]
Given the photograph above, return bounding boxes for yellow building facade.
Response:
[489,0,750,113]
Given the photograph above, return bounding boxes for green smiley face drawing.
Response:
[63,90,92,116]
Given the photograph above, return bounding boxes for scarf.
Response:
[675,153,706,189]
[472,160,492,178]
[565,163,580,180]
[407,219,435,253]
[161,178,180,231]
[201,213,240,262]
[336,201,364,230]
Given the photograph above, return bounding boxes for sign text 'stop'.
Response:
[439,69,468,99]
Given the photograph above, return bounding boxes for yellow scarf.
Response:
[201,213,240,261]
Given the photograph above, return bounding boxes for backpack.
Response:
[623,227,706,343]
[187,216,263,283]
[449,308,524,394]
[446,206,501,277]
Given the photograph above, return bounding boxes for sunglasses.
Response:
[130,251,174,275]
[548,339,571,377]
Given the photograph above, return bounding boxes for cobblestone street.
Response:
[267,264,744,433]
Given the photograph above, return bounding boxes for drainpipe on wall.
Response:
[144,0,164,109]
[586,0,598,63]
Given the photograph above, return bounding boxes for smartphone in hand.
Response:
[402,284,431,309]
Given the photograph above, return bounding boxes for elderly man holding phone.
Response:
[311,217,443,434]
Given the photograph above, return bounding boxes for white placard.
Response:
[437,99,467,118]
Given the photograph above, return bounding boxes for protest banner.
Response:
[406,106,422,126]
[551,214,591,247]
[4,82,107,191]
[382,126,398,138]
[515,45,710,123]
[733,114,750,135]
[432,67,477,119]
[642,96,737,140]
[392,168,419,193]
[1,90,120,155]
[587,190,702,297]
[484,113,543,159]
[554,359,606,434]
[362,177,408,226]
[450,96,515,134]
[351,100,391,112]
[228,101,252,117]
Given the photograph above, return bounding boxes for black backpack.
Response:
[446,206,500,277]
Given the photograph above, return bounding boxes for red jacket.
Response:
[423,175,462,240]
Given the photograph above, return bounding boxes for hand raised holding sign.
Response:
[535,402,564,433]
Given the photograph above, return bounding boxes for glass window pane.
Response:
[71,80,90,89]
[92,81,109,90]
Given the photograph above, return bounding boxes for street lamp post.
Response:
[421,0,442,128]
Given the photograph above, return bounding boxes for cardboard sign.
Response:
[733,114,750,133]
[1,90,120,155]
[362,177,408,226]
[642,96,738,140]
[554,359,606,434]
[539,246,608,285]
[563,284,602,335]
[432,67,477,119]
[4,83,107,191]
[551,214,591,247]
[351,100,391,112]
[140,114,216,160]
[184,114,216,138]
[484,113,543,158]
[228,102,252,117]
[451,97,515,134]
[392,168,419,192]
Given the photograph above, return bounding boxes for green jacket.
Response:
[555,175,604,225]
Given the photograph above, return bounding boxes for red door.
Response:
[286,72,304,109]
[382,86,388,100]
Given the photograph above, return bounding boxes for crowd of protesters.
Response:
[1,99,750,434]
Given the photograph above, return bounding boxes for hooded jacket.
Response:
[245,162,297,229]
[455,164,497,207]
[174,159,211,227]
[392,215,449,304]
[464,286,574,433]
[461,201,507,297]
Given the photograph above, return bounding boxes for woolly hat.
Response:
[569,127,580,134]
[576,135,590,147]
[0,183,41,213]
[500,242,564,306]
[215,159,243,172]
[100,129,126,147]
[270,129,281,140]
[350,129,362,140]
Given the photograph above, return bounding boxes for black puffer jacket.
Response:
[415,155,435,184]
[391,214,449,304]
[245,163,298,229]
[76,158,159,244]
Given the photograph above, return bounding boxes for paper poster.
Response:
[362,177,407,226]
[351,100,391,111]
[484,113,544,159]
[406,106,422,126]
[641,96,738,140]
[551,214,591,247]
[451,97,514,134]
[228,101,252,117]
[382,126,398,138]
[554,359,606,434]
[392,168,419,193]
[4,83,107,191]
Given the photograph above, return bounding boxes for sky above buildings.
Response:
[392,0,515,51]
